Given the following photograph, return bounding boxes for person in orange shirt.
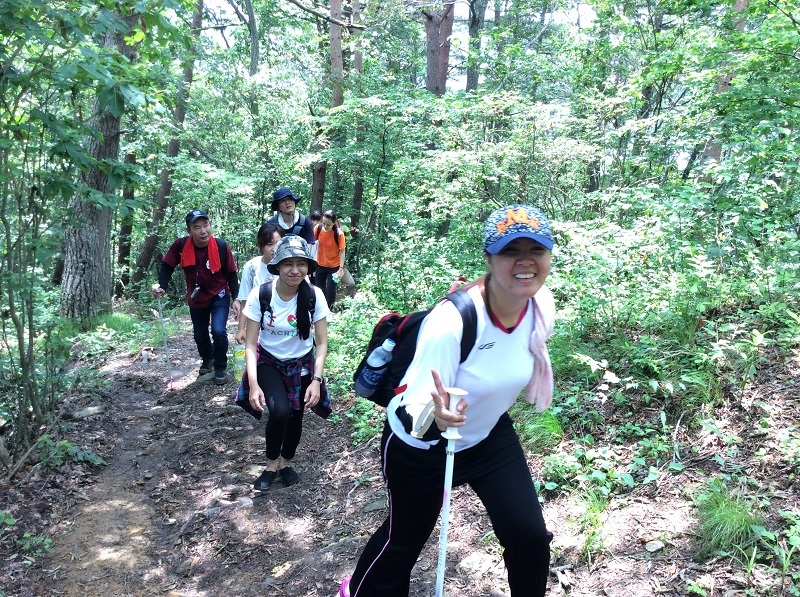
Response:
[313,210,346,310]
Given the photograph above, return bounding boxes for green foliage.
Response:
[512,405,563,453]
[16,532,53,556]
[0,510,17,534]
[694,479,763,560]
[37,434,106,469]
[343,399,384,446]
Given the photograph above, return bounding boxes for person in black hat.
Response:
[265,187,315,245]
[152,210,240,385]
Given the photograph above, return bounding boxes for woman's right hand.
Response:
[234,328,246,344]
[249,384,266,413]
[430,369,467,431]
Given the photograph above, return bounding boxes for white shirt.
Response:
[388,284,540,451]
[242,280,330,360]
[237,256,275,301]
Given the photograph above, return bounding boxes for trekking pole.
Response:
[157,297,175,391]
[435,388,467,597]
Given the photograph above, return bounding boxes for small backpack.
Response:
[352,289,478,407]
[257,281,316,333]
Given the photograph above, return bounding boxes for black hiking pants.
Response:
[256,363,307,461]
[349,413,552,596]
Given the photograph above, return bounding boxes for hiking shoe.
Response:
[213,369,227,385]
[198,358,213,375]
[254,469,278,491]
[279,466,300,486]
[339,576,352,597]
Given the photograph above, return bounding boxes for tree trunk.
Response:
[330,0,344,109]
[115,151,136,298]
[423,4,454,96]
[131,1,203,285]
[466,0,489,92]
[60,11,138,319]
[350,0,364,245]
[700,0,749,166]
[310,0,346,211]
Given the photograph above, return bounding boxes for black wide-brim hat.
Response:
[271,187,299,212]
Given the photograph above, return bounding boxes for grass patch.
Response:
[695,478,763,560]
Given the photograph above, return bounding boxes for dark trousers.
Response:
[349,414,551,596]
[188,293,230,372]
[257,363,307,461]
[314,265,338,310]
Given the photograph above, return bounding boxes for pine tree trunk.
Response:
[423,4,454,96]
[60,12,137,319]
[466,0,489,92]
[131,1,203,285]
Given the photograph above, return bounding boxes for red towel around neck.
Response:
[180,236,221,273]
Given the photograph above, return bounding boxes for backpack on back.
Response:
[268,214,307,237]
[257,281,316,331]
[352,289,477,407]
[314,222,340,245]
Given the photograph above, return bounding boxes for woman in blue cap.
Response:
[339,204,557,596]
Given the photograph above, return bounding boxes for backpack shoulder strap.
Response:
[258,281,273,329]
[307,281,316,319]
[293,214,306,235]
[314,223,322,240]
[214,237,229,270]
[446,288,477,363]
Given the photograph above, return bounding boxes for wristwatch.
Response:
[312,375,323,383]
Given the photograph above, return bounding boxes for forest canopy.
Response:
[1,0,799,587]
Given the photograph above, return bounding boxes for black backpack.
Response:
[257,281,316,333]
[352,289,478,407]
[268,214,307,237]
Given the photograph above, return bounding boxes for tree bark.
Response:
[60,11,138,318]
[466,0,489,92]
[700,0,749,165]
[423,3,454,96]
[310,0,346,211]
[350,0,364,242]
[132,1,203,285]
[115,151,136,298]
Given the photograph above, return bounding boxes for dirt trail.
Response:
[4,316,797,596]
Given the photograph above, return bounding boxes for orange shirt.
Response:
[315,226,346,268]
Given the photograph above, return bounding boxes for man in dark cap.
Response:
[152,210,240,385]
[265,187,315,245]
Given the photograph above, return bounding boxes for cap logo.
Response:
[495,207,541,234]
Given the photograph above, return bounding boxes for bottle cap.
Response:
[382,338,396,350]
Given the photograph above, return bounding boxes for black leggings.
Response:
[314,265,338,309]
[349,414,551,596]
[256,363,308,461]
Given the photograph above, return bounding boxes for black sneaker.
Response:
[279,466,300,486]
[254,469,278,491]
[198,358,213,375]
[213,369,227,385]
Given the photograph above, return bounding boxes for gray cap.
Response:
[267,235,318,275]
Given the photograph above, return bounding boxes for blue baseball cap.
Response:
[483,204,554,254]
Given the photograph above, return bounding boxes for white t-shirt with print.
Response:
[242,280,329,360]
[387,284,547,451]
[237,256,275,302]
